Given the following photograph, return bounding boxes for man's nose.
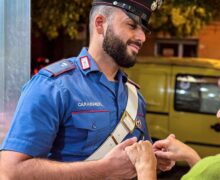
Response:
[135,28,146,43]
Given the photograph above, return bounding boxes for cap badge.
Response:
[151,0,163,11]
[80,56,91,70]
[156,0,163,9]
[151,1,158,11]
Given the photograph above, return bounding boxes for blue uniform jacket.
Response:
[1,48,151,162]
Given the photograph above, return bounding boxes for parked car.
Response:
[125,57,220,157]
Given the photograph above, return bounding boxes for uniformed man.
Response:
[0,0,175,179]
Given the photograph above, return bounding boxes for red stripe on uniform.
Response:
[72,110,109,114]
[137,113,145,117]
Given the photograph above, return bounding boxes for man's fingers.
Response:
[141,141,152,151]
[119,137,137,150]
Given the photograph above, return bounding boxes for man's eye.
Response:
[129,24,136,29]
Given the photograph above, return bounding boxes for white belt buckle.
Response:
[122,111,135,133]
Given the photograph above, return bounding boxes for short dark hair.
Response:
[89,5,117,36]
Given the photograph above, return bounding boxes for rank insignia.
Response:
[80,56,91,70]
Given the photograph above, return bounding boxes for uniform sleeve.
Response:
[1,75,65,157]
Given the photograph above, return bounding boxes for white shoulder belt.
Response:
[86,82,138,161]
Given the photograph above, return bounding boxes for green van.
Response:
[125,57,220,157]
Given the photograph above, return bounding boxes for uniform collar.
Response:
[76,47,128,82]
[76,47,99,76]
[116,69,128,83]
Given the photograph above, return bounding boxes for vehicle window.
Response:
[175,74,220,114]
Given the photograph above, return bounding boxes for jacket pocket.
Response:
[72,110,111,155]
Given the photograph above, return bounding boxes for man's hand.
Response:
[101,137,137,179]
[1,138,137,180]
[153,134,200,167]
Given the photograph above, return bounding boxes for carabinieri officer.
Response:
[1,47,149,161]
[1,0,175,179]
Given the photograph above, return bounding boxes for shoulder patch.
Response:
[127,78,140,89]
[43,59,76,77]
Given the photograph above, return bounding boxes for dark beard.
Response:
[102,26,141,68]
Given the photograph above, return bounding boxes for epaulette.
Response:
[127,78,140,89]
[42,59,76,77]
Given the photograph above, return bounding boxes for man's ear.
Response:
[95,15,106,34]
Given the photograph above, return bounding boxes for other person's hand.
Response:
[156,155,175,172]
[216,109,220,119]
[153,134,201,167]
[125,140,157,180]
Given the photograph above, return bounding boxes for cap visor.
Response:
[124,11,151,34]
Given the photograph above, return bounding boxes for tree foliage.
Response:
[150,0,213,37]
[32,0,92,39]
[32,0,219,39]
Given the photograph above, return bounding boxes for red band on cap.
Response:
[92,2,113,6]
[127,0,152,12]
[93,1,151,12]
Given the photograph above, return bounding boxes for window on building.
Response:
[155,39,198,57]
[175,74,220,114]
